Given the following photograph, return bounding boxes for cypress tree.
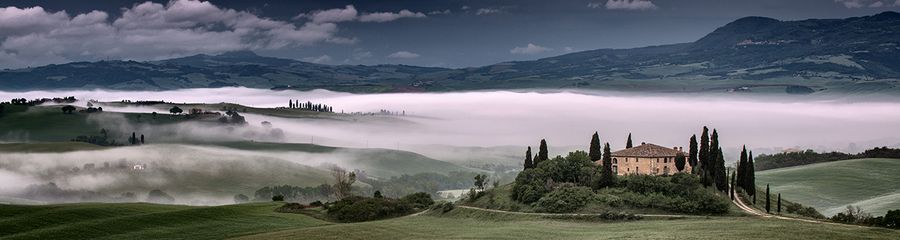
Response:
[715,148,727,192]
[730,171,736,200]
[524,147,533,170]
[140,134,144,144]
[599,142,615,188]
[536,139,549,166]
[675,153,686,172]
[688,134,698,172]
[131,132,136,145]
[748,151,756,198]
[699,127,710,176]
[766,184,771,213]
[708,129,719,184]
[738,145,747,191]
[589,132,602,161]
[625,133,633,149]
[777,193,782,214]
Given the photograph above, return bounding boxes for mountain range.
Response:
[1,12,899,94]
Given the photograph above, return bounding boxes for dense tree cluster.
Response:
[324,192,433,222]
[8,96,76,106]
[288,99,334,113]
[735,146,757,199]
[755,147,900,170]
[510,131,730,214]
[831,206,900,229]
[691,126,729,193]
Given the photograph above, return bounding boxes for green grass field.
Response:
[239,205,899,240]
[0,202,328,240]
[1,202,896,240]
[757,158,900,216]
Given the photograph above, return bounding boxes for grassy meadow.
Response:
[756,158,900,216]
[1,202,897,240]
[0,203,327,240]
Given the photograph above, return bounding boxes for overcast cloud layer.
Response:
[0,0,424,68]
[1,0,899,68]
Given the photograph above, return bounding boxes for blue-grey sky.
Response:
[0,0,897,68]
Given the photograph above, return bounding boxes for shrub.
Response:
[309,200,324,207]
[883,209,900,229]
[431,201,455,213]
[275,203,307,213]
[326,196,413,222]
[535,186,595,213]
[401,192,435,209]
[272,195,285,202]
[595,193,623,207]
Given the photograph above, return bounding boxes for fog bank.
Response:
[3,88,899,154]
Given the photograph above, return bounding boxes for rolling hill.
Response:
[1,12,899,94]
[1,202,896,240]
[756,158,900,216]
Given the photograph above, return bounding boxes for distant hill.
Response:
[757,158,900,216]
[1,12,899,94]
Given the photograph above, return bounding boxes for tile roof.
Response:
[611,143,683,157]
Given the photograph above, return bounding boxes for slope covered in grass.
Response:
[237,206,899,240]
[757,158,900,216]
[209,141,479,179]
[0,202,328,240]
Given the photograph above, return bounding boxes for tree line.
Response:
[755,147,900,171]
[288,99,333,113]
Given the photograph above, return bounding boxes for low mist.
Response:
[3,88,900,153]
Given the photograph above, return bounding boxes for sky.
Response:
[0,0,898,69]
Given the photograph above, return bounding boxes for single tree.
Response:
[374,190,384,199]
[675,153,686,172]
[61,105,76,114]
[536,139,549,166]
[716,148,728,192]
[589,132,602,161]
[523,146,533,169]
[626,133,633,148]
[474,174,488,191]
[169,106,183,115]
[730,171,736,200]
[151,112,157,119]
[331,166,356,199]
[599,142,615,188]
[748,151,756,198]
[699,127,710,176]
[738,145,748,191]
[706,129,720,186]
[131,132,137,145]
[777,193,782,214]
[140,134,145,144]
[766,184,771,213]
[689,134,698,171]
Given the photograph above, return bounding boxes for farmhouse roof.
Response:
[611,143,683,157]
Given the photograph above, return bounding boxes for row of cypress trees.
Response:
[689,126,729,193]
[736,145,757,200]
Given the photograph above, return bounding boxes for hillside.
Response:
[756,158,900,216]
[1,13,899,94]
[0,203,328,240]
[0,202,896,240]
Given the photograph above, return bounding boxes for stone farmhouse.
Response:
[599,142,690,176]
